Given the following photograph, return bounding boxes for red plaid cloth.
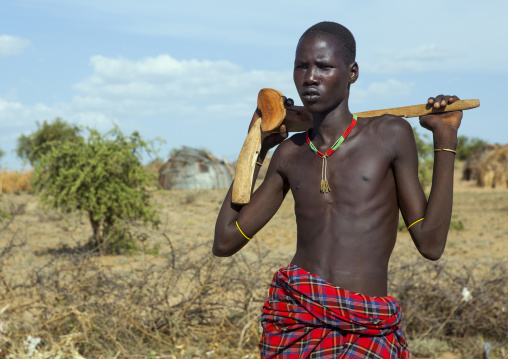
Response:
[260,265,410,358]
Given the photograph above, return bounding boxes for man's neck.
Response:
[310,102,354,145]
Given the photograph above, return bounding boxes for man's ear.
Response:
[349,62,359,84]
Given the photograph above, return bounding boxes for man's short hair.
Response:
[300,21,356,65]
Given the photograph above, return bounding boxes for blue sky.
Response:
[1,0,507,169]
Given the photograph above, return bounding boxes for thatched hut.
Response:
[463,144,508,188]
[158,147,234,190]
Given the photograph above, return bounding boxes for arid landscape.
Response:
[0,164,507,358]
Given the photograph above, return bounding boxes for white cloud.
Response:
[1,54,416,131]
[0,54,419,168]
[351,79,415,104]
[74,55,290,102]
[0,98,53,128]
[0,35,30,58]
[362,44,459,75]
[69,54,297,127]
[0,96,117,133]
[72,55,415,116]
[0,55,294,167]
[391,44,455,62]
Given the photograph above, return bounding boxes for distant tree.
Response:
[32,127,159,254]
[16,118,81,166]
[0,147,4,165]
[456,135,488,161]
[411,132,489,188]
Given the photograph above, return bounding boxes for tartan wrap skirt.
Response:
[259,264,410,358]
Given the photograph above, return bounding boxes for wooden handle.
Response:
[231,94,480,205]
[355,99,480,118]
[232,117,262,204]
[281,99,480,133]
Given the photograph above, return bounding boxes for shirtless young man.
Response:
[213,22,462,358]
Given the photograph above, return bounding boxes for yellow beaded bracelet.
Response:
[407,218,424,229]
[236,221,252,240]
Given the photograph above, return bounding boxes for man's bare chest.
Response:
[284,138,395,206]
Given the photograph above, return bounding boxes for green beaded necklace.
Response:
[306,115,357,193]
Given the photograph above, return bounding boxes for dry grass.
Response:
[0,227,505,358]
[0,164,507,358]
[389,260,507,357]
[0,169,33,193]
[0,221,279,358]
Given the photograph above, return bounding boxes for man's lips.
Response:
[301,88,320,101]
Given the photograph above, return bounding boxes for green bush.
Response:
[412,132,489,188]
[32,127,159,254]
[449,216,465,230]
[456,135,487,161]
[16,118,81,166]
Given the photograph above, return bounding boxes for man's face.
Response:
[293,34,356,114]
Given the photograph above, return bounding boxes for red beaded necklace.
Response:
[306,115,357,193]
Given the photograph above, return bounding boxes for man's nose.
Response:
[303,67,318,85]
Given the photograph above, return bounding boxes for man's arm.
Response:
[213,127,290,257]
[391,95,462,260]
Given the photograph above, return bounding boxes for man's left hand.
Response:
[419,95,463,133]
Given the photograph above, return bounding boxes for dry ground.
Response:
[0,164,507,358]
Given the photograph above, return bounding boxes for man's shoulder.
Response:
[361,114,412,134]
[269,132,307,171]
[358,115,415,160]
[358,114,413,145]
[274,132,307,154]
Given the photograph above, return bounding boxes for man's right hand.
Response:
[261,124,288,155]
[247,104,289,157]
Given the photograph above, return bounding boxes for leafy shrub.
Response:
[449,217,465,230]
[456,135,487,161]
[16,118,81,166]
[413,131,489,188]
[32,127,159,254]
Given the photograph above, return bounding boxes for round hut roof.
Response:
[158,147,234,190]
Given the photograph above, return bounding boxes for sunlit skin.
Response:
[213,33,462,297]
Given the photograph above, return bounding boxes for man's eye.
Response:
[295,65,307,70]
